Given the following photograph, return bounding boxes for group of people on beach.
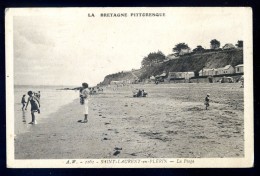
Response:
[21,91,41,124]
[133,89,147,97]
[21,82,211,126]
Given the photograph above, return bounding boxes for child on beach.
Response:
[21,94,27,110]
[205,93,210,110]
[78,83,90,123]
[25,91,40,124]
[35,91,41,101]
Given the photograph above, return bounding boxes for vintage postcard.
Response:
[6,7,253,168]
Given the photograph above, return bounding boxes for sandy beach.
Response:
[15,83,244,159]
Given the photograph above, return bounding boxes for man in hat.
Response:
[205,93,210,110]
[78,82,90,123]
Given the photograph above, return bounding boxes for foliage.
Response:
[172,43,190,54]
[236,40,243,48]
[141,51,166,68]
[193,45,205,52]
[210,39,220,49]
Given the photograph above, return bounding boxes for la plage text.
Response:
[87,13,166,17]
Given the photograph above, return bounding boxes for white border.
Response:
[6,7,254,168]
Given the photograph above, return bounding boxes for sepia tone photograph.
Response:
[5,7,253,168]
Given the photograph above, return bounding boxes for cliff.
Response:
[100,49,243,85]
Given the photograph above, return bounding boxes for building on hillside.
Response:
[223,43,236,50]
[183,72,195,79]
[235,64,244,73]
[167,72,176,79]
[168,72,183,79]
[218,65,235,75]
[168,72,194,79]
[155,72,167,81]
[199,68,218,76]
[150,76,155,80]
[179,48,191,56]
[110,80,124,85]
[166,53,179,60]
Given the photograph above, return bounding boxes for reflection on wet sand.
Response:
[22,110,26,124]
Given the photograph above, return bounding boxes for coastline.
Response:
[15,83,244,159]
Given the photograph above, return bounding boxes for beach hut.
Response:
[182,72,195,79]
[199,68,215,76]
[150,76,155,80]
[218,65,235,75]
[168,72,184,79]
[235,64,244,73]
[160,73,167,77]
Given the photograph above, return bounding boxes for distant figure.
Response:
[79,87,84,104]
[240,79,244,88]
[133,89,148,97]
[89,87,96,95]
[21,95,27,110]
[141,90,148,97]
[25,91,40,124]
[155,81,159,85]
[35,91,41,100]
[204,93,210,110]
[98,87,103,92]
[136,89,142,97]
[78,83,90,123]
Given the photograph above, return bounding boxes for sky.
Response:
[12,8,248,86]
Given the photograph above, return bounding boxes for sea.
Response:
[14,85,79,135]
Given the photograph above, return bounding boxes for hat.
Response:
[27,91,33,95]
[82,82,88,88]
[207,93,210,96]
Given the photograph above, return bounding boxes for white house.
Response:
[223,43,236,50]
[218,65,235,75]
[235,64,244,73]
[110,80,124,85]
[168,72,194,79]
[199,68,217,76]
[150,76,155,80]
[183,72,195,79]
[166,53,179,60]
[179,48,191,56]
[168,72,183,79]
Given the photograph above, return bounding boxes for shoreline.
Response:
[15,83,244,159]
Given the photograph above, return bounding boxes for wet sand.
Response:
[15,83,244,159]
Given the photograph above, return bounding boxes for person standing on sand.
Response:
[35,91,41,101]
[78,82,90,123]
[25,91,40,124]
[205,93,210,110]
[21,94,27,110]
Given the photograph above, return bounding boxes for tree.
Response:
[141,51,166,68]
[210,39,220,49]
[193,45,205,52]
[236,40,243,48]
[172,43,190,54]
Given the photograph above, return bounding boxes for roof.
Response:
[224,65,231,69]
[200,68,215,72]
[235,64,244,67]
[160,73,167,76]
[218,65,233,70]
[223,43,235,48]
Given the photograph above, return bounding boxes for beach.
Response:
[14,83,244,159]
